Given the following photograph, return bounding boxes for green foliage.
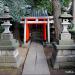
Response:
[32,0,71,15]
[0,0,28,22]
[68,23,74,29]
[0,25,4,33]
[33,0,52,14]
[64,0,71,7]
[0,0,72,22]
[60,0,71,7]
[4,0,27,22]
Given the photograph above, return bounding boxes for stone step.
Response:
[0,63,17,67]
[0,42,12,46]
[0,39,13,46]
[0,46,15,50]
[54,62,75,69]
[1,33,13,40]
[0,39,16,42]
[59,40,74,45]
[57,50,75,56]
[56,55,75,62]
[0,56,16,63]
[56,45,75,50]
[0,39,18,47]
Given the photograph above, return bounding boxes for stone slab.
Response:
[72,50,75,54]
[54,62,75,69]
[57,50,63,56]
[63,50,71,55]
[22,42,50,75]
[56,45,75,50]
[59,62,75,68]
[56,55,75,62]
[0,41,12,46]
[0,46,28,75]
[59,40,74,45]
[0,68,20,75]
[0,46,15,50]
[5,56,16,63]
[0,56,5,63]
[1,33,13,40]
[53,43,75,69]
[61,33,71,40]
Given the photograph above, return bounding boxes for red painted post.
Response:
[43,23,47,41]
[26,23,30,42]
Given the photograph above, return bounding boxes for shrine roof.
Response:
[30,9,48,17]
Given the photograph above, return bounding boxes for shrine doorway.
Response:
[30,24,44,43]
[26,23,47,43]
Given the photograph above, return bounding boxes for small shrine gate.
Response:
[21,16,54,45]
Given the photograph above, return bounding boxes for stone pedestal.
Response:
[53,12,75,69]
[0,33,21,67]
[54,36,75,69]
[54,45,75,69]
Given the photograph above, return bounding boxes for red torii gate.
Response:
[20,16,54,45]
[21,17,47,44]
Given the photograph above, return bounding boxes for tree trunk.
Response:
[73,0,75,24]
[52,0,61,42]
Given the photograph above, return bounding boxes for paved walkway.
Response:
[22,42,50,75]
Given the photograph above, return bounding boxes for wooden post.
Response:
[24,19,26,45]
[26,23,30,42]
[47,17,50,43]
[43,23,47,41]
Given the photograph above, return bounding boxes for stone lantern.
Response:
[53,12,75,69]
[0,5,22,68]
[59,12,72,41]
[1,6,12,33]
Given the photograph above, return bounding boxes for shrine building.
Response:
[20,9,54,45]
